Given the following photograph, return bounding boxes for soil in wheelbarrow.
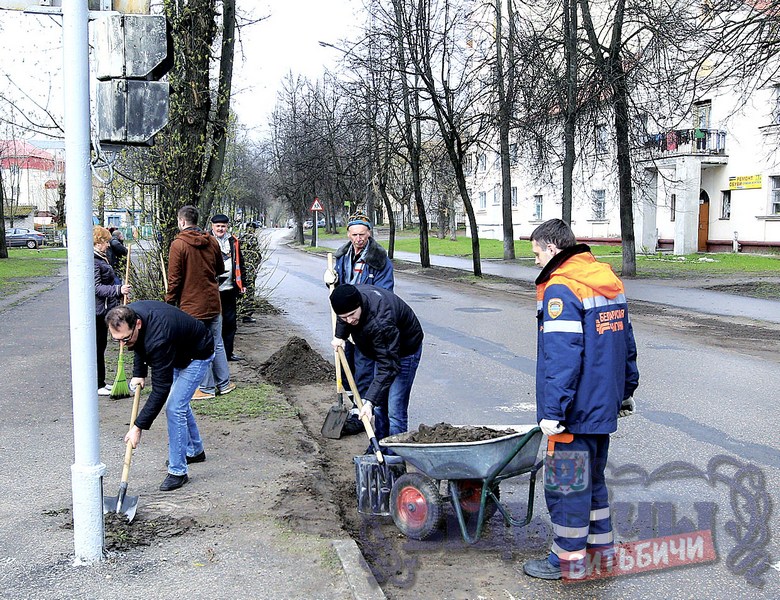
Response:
[403,422,517,443]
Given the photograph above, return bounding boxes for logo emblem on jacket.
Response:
[547,298,564,319]
[544,450,589,495]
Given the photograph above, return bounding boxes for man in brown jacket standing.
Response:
[166,205,235,400]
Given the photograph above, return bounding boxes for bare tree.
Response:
[392,0,493,275]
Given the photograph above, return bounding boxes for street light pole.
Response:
[63,0,105,564]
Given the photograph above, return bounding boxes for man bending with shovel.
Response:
[106,301,215,491]
[329,284,423,445]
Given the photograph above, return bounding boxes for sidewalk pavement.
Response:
[317,237,780,324]
[0,275,384,600]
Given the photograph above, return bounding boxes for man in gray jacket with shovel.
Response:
[329,284,423,443]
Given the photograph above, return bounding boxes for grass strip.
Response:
[192,383,298,420]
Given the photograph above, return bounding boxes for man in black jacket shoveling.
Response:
[106,301,215,491]
[330,284,423,443]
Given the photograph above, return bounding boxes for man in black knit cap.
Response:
[329,284,423,442]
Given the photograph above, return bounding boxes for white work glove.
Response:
[539,419,565,437]
[618,397,636,418]
[128,377,144,393]
[323,268,338,286]
[331,337,346,350]
[358,400,374,422]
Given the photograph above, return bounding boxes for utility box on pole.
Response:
[93,14,172,144]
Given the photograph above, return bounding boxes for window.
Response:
[596,124,609,155]
[477,154,487,172]
[771,176,780,214]
[492,185,500,205]
[465,154,474,173]
[670,193,676,221]
[511,186,518,208]
[720,190,731,220]
[509,143,518,166]
[479,191,487,209]
[592,190,606,220]
[772,86,780,125]
[694,101,711,129]
[533,194,543,220]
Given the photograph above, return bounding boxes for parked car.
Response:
[5,227,46,249]
[303,220,313,229]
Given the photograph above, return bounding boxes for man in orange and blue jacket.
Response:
[523,219,639,580]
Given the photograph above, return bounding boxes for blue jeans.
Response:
[373,344,422,442]
[166,353,213,476]
[199,314,231,394]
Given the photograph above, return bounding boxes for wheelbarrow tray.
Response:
[382,425,542,482]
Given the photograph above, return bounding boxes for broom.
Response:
[110,244,133,399]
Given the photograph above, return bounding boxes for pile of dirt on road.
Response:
[401,422,517,443]
[260,336,334,385]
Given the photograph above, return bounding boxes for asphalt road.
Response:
[264,230,780,597]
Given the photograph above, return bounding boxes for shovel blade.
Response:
[321,397,349,439]
[103,494,139,522]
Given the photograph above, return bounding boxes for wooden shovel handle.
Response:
[120,385,142,484]
[327,253,344,394]
[336,347,384,465]
[123,243,132,305]
[336,347,374,432]
[160,253,168,293]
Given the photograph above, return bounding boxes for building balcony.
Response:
[637,128,728,167]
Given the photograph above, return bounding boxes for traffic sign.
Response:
[310,197,324,212]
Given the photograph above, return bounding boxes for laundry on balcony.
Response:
[666,131,678,151]
[642,128,725,154]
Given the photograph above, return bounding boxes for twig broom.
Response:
[110,244,133,399]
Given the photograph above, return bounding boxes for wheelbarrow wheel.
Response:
[455,480,500,521]
[390,473,444,540]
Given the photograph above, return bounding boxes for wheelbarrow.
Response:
[373,425,544,544]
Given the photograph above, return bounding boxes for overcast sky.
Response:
[0,0,362,140]
[234,0,362,134]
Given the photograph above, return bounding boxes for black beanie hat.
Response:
[330,284,362,315]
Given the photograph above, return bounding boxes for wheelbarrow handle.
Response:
[336,346,385,465]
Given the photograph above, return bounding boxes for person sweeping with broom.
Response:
[93,226,131,397]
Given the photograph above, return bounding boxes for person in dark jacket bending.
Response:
[106,301,215,492]
[329,284,423,442]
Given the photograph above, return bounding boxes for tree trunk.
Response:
[496,0,516,260]
[392,0,429,267]
[613,64,636,277]
[562,0,577,223]
[0,168,6,258]
[199,0,236,217]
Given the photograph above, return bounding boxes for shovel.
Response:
[336,346,386,469]
[103,384,142,522]
[321,253,350,439]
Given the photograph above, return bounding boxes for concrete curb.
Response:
[332,539,386,600]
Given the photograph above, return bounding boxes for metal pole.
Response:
[63,0,105,563]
